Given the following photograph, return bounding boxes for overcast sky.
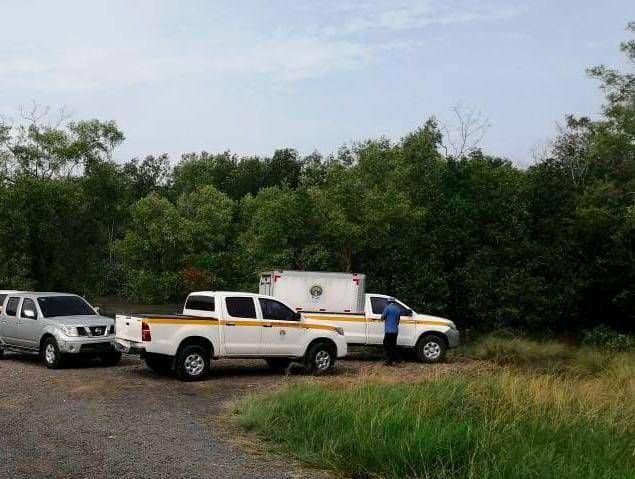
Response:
[1,0,633,166]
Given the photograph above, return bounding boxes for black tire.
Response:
[145,355,173,374]
[265,358,291,372]
[42,337,64,369]
[415,335,447,364]
[175,344,210,381]
[100,351,122,367]
[305,342,336,375]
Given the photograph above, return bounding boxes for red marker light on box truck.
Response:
[142,321,151,342]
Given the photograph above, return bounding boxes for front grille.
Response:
[89,326,107,336]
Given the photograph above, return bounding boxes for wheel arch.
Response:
[305,337,337,357]
[416,331,449,349]
[176,336,215,358]
[39,332,56,352]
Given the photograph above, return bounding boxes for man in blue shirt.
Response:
[381,297,402,365]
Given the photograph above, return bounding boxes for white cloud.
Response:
[0,1,522,91]
[319,0,523,35]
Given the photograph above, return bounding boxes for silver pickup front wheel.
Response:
[42,337,64,369]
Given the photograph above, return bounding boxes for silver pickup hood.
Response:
[47,315,114,327]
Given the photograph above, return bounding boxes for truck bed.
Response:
[116,313,216,343]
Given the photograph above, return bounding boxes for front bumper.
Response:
[447,329,460,349]
[56,335,117,354]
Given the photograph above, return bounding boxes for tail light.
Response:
[142,321,152,342]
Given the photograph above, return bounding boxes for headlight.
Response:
[335,327,345,336]
[448,321,457,330]
[60,326,79,337]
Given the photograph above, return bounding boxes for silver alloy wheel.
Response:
[184,353,205,376]
[45,343,56,365]
[314,350,331,371]
[423,341,441,360]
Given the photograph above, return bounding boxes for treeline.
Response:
[0,25,633,332]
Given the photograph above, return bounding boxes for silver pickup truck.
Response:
[0,291,121,368]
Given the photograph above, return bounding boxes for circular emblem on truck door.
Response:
[310,285,323,298]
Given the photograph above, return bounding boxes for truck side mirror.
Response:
[94,306,101,314]
[406,309,413,316]
[294,312,302,321]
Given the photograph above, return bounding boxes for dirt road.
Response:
[0,352,336,479]
[0,348,463,479]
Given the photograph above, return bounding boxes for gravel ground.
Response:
[0,351,337,479]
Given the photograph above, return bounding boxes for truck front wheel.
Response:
[415,335,447,363]
[42,337,64,369]
[305,342,336,375]
[176,345,210,381]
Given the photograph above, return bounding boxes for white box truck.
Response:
[259,270,460,363]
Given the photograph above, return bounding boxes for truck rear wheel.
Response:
[145,355,173,374]
[176,345,210,381]
[415,335,447,363]
[305,342,336,375]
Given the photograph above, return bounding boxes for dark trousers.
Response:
[383,332,399,364]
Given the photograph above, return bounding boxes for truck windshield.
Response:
[37,296,95,318]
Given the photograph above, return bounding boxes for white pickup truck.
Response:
[260,270,460,363]
[115,291,347,381]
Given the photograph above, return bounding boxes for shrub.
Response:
[466,335,573,367]
[583,326,635,352]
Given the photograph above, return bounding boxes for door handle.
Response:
[262,324,273,328]
[226,322,236,326]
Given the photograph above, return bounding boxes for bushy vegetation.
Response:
[1,24,634,334]
[583,326,635,352]
[239,340,635,478]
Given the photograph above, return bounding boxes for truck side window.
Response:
[370,297,388,315]
[259,298,297,321]
[185,295,215,312]
[226,297,257,319]
[20,299,38,319]
[5,297,20,316]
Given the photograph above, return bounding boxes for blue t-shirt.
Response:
[381,304,402,334]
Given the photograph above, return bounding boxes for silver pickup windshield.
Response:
[37,296,95,318]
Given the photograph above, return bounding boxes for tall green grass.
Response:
[464,335,631,375]
[239,341,635,478]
